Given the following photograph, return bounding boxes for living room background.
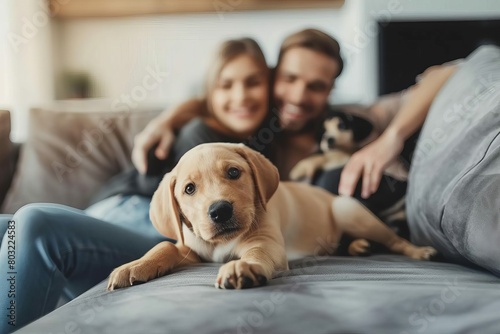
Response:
[0,0,499,142]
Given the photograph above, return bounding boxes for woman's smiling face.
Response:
[210,54,269,139]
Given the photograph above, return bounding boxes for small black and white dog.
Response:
[290,105,408,183]
[290,105,410,247]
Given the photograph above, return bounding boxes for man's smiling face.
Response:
[274,47,340,132]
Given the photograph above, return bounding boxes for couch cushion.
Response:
[14,255,500,334]
[407,45,500,275]
[1,101,161,213]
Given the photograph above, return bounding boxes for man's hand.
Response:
[339,129,404,199]
[132,116,175,174]
[339,64,457,198]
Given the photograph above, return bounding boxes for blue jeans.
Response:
[0,195,169,334]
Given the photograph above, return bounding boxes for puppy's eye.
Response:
[227,167,240,180]
[338,121,347,130]
[185,183,196,195]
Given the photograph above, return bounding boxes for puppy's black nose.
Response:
[327,137,336,148]
[209,201,233,224]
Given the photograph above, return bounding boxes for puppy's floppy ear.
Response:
[235,144,279,211]
[351,116,374,143]
[150,172,184,244]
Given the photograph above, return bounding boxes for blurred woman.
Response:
[0,37,272,333]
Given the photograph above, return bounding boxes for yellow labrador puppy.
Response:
[108,143,436,291]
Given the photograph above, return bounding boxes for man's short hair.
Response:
[277,28,344,78]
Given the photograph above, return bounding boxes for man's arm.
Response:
[132,98,206,174]
[383,65,457,143]
[161,98,207,131]
[339,64,458,198]
[368,62,461,134]
[368,93,404,133]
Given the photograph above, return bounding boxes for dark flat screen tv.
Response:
[377,19,500,95]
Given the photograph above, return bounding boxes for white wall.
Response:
[55,8,349,107]
[55,0,500,106]
[3,0,500,141]
[1,0,56,142]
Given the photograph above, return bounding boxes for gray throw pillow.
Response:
[407,45,500,275]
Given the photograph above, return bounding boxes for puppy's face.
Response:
[176,146,257,243]
[320,117,354,152]
[150,143,279,245]
[320,111,374,153]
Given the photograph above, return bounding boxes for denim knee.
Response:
[11,204,56,243]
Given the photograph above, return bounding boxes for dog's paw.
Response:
[348,239,372,257]
[216,260,268,289]
[289,161,316,181]
[410,246,438,261]
[107,259,164,291]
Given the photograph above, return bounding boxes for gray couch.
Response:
[0,103,161,214]
[12,46,500,333]
[0,110,19,209]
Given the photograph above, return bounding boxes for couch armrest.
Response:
[0,110,15,208]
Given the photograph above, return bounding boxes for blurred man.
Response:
[132,29,343,179]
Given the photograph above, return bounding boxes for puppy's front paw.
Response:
[289,161,317,181]
[348,239,372,256]
[410,246,438,261]
[216,260,268,289]
[107,259,165,291]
